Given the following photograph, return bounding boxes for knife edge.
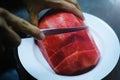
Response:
[41,26,88,36]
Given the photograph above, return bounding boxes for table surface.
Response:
[5,0,120,80]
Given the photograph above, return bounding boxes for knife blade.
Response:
[41,26,88,36]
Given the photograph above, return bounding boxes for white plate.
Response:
[18,13,120,80]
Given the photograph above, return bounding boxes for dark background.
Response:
[0,0,120,80]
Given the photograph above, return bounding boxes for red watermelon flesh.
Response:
[36,10,100,75]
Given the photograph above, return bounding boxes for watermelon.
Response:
[36,9,100,75]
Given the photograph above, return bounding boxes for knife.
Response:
[41,26,88,36]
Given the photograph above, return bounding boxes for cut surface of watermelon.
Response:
[37,10,100,75]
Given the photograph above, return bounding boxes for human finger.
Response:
[66,0,82,10]
[0,16,21,47]
[46,0,84,20]
[65,0,84,19]
[0,8,45,40]
[22,0,44,26]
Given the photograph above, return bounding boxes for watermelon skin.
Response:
[36,10,100,75]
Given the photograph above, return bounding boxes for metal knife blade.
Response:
[41,26,88,36]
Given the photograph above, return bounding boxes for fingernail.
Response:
[77,11,85,20]
[38,32,45,40]
[81,14,85,20]
[79,12,85,20]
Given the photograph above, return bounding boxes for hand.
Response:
[0,8,45,51]
[23,0,84,26]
